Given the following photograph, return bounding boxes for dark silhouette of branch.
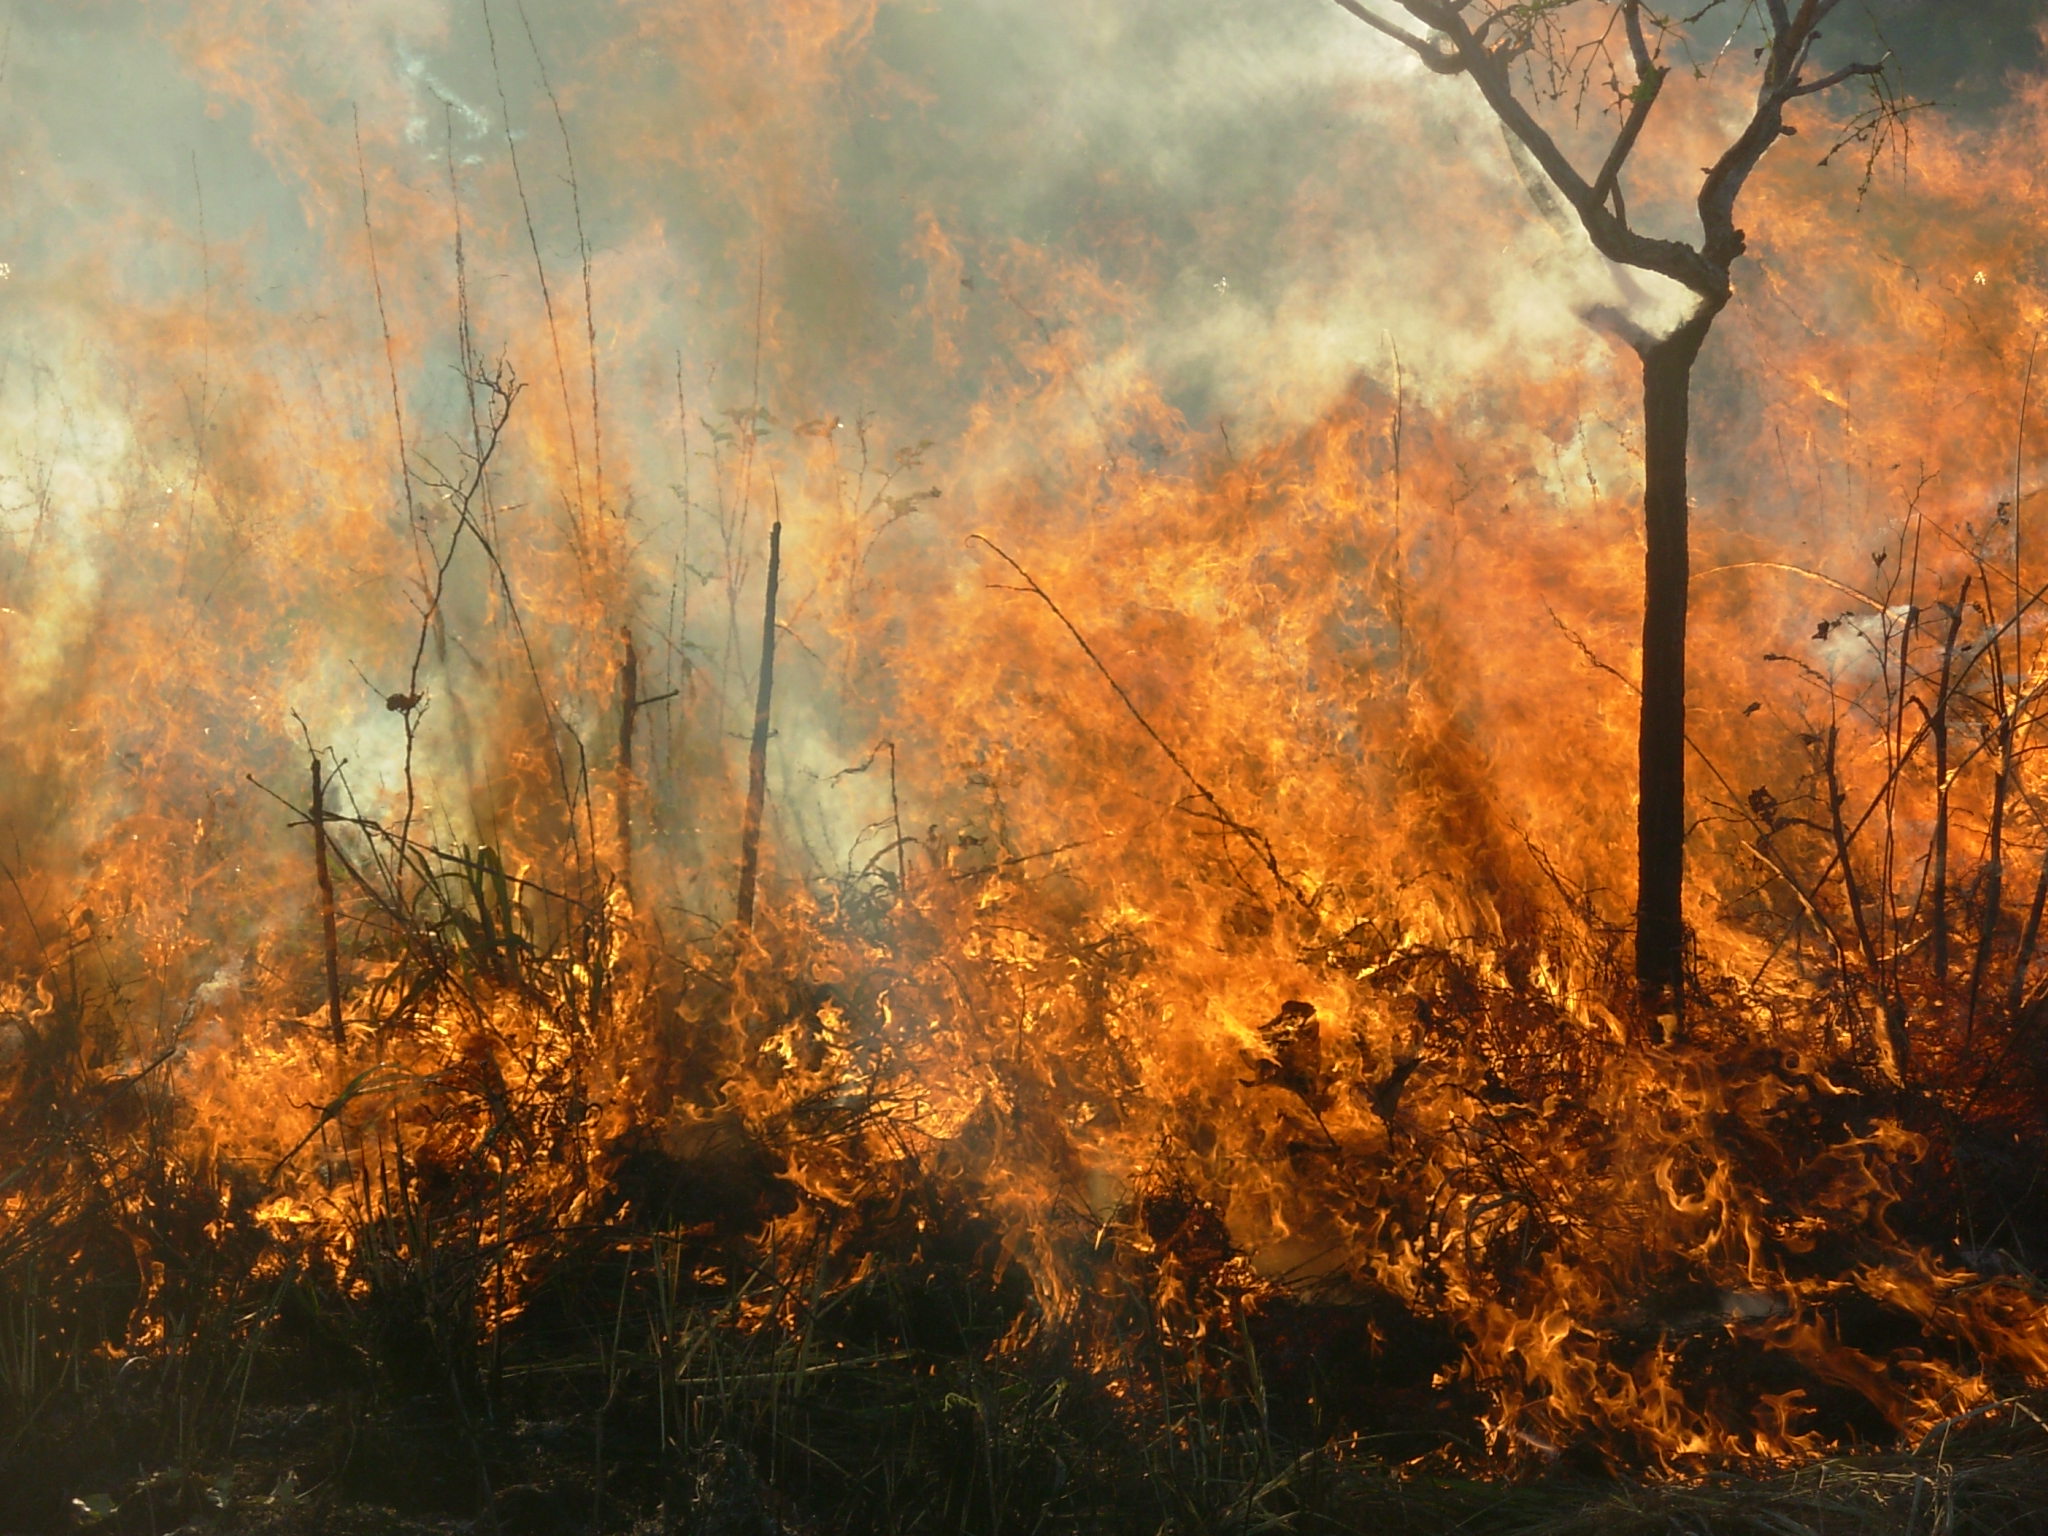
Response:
[1329,0,1893,310]
[736,518,782,929]
[1324,0,1461,71]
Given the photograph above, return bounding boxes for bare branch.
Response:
[1697,7,1891,273]
[1331,0,1889,307]
[1780,26,1823,92]
[1434,14,1721,297]
[1787,59,1887,99]
[1621,0,1654,74]
[1590,59,1664,210]
[1695,109,1780,270]
[1325,0,1463,72]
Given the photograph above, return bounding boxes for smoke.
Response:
[0,0,2030,912]
[2,0,2023,418]
[0,2,1556,848]
[0,1,1650,444]
[1845,0,2044,111]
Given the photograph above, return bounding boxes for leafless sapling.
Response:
[1326,0,1896,1028]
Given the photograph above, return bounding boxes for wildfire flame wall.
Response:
[5,0,2048,1478]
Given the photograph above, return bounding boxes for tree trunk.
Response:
[1635,316,1712,1033]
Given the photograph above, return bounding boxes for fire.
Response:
[4,2,2048,1523]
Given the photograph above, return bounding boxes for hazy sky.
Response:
[5,0,2032,446]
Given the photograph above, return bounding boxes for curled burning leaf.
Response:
[1369,1053,1423,1124]
[1242,999,1324,1108]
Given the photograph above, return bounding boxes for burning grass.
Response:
[6,771,2048,1533]
[11,354,2048,1523]
[12,362,2048,1523]
[7,15,2048,1529]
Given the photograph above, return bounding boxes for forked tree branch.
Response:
[1330,0,1891,317]
[1590,61,1663,210]
[1789,60,1887,99]
[1325,0,1461,72]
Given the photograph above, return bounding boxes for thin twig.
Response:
[737,517,783,928]
[312,755,346,1049]
[969,534,1314,919]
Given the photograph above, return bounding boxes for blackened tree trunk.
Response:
[1635,315,1711,1025]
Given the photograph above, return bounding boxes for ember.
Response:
[4,2,2048,1532]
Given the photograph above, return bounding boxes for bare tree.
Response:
[1328,0,1891,1030]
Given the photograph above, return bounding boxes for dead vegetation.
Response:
[8,662,2048,1534]
[6,196,2048,1536]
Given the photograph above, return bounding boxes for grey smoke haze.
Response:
[1850,0,2044,106]
[0,0,2032,461]
[0,0,2036,913]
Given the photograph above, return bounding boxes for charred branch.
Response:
[618,625,639,899]
[1329,0,1893,305]
[1324,0,1463,71]
[312,754,345,1049]
[736,519,783,930]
